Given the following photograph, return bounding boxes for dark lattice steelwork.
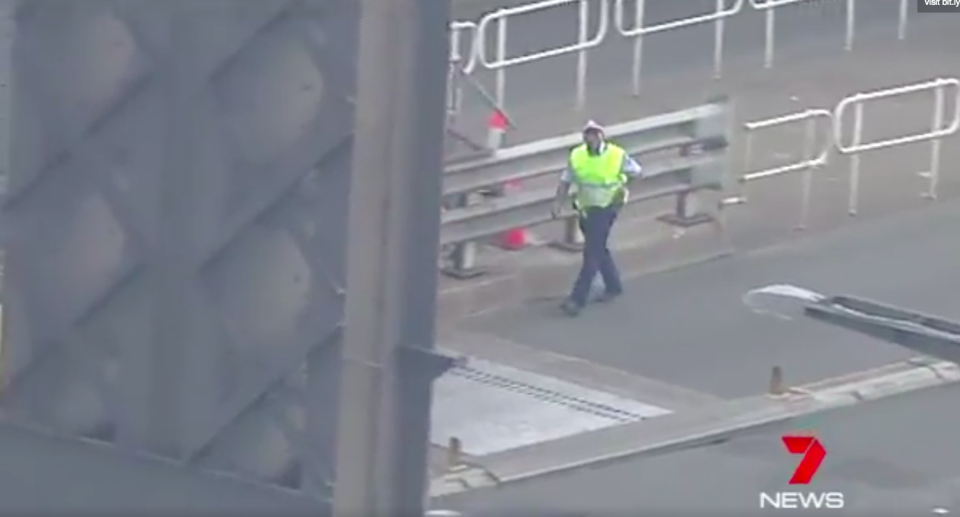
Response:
[0,0,360,503]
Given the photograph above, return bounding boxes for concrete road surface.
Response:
[437,382,960,515]
[461,191,960,399]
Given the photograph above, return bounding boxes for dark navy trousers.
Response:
[568,205,623,307]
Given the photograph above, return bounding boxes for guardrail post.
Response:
[551,214,584,252]
[656,134,723,228]
[658,189,712,227]
[442,192,487,279]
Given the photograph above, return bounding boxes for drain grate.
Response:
[432,358,672,456]
[449,365,649,423]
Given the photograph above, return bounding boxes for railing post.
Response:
[845,0,856,51]
[575,0,590,109]
[712,0,726,78]
[660,190,711,227]
[494,16,508,108]
[923,85,945,200]
[897,0,908,40]
[551,213,585,252]
[658,140,715,227]
[629,0,645,96]
[763,7,775,69]
[442,192,487,279]
[846,101,863,216]
[796,115,817,230]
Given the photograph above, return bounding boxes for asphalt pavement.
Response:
[462,192,960,398]
[438,382,960,515]
[439,144,960,513]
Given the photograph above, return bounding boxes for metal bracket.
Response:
[398,346,461,381]
[804,295,960,365]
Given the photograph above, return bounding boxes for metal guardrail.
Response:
[835,77,960,214]
[440,97,732,279]
[450,0,919,110]
[444,102,724,196]
[729,77,960,228]
[736,108,833,230]
[615,0,744,95]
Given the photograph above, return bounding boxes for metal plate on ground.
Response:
[431,358,672,456]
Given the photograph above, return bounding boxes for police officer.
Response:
[551,121,642,317]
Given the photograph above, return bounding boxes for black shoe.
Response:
[595,290,623,303]
[560,299,582,317]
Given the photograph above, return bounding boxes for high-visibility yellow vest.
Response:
[569,143,627,209]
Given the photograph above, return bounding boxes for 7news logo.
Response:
[759,435,845,510]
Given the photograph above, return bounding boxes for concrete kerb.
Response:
[430,358,960,496]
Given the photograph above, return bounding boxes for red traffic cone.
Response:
[487,109,508,131]
[487,109,508,150]
[497,179,528,250]
[498,227,528,250]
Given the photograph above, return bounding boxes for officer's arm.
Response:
[555,164,573,203]
[621,154,642,186]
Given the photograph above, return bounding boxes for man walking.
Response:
[551,121,642,317]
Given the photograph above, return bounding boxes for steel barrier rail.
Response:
[475,0,609,109]
[450,21,479,74]
[444,102,725,196]
[444,135,695,197]
[733,109,833,230]
[439,98,732,278]
[834,77,960,215]
[440,151,727,246]
[750,0,861,68]
[453,0,916,117]
[614,0,744,95]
